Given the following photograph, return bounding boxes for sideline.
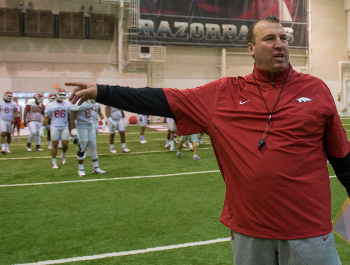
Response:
[14,237,230,265]
[0,170,221,187]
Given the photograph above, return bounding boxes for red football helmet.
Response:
[34,93,43,103]
[48,93,56,102]
[55,88,66,101]
[3,91,12,102]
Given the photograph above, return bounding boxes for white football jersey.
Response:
[0,100,17,120]
[71,101,93,129]
[110,107,122,120]
[45,101,72,129]
[25,101,44,122]
[91,102,100,123]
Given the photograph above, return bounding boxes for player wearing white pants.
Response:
[50,127,70,141]
[176,134,201,160]
[24,94,45,151]
[27,121,43,150]
[0,91,17,154]
[165,117,177,151]
[0,120,13,134]
[0,119,14,154]
[105,106,130,153]
[71,100,105,177]
[77,128,98,159]
[138,114,149,144]
[42,89,73,169]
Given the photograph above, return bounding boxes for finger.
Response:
[70,95,79,104]
[69,91,81,104]
[68,87,83,102]
[65,82,87,87]
[78,96,88,106]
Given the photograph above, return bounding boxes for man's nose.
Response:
[274,37,284,48]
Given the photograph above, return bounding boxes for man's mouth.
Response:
[274,54,285,61]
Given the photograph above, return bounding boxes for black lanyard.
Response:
[253,64,291,150]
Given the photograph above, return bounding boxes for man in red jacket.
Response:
[67,16,348,265]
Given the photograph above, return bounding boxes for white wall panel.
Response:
[0,77,12,96]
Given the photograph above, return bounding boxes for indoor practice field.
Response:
[0,121,350,265]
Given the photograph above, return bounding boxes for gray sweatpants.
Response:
[230,230,342,265]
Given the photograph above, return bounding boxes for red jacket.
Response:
[164,64,350,239]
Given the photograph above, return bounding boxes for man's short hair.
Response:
[247,16,281,45]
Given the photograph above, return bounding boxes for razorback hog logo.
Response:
[296,97,312,103]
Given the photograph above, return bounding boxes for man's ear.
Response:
[248,43,254,57]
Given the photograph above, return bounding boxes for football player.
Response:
[0,91,17,154]
[105,106,130,153]
[12,97,22,141]
[24,93,45,151]
[41,88,73,168]
[46,93,56,150]
[166,117,177,151]
[176,134,201,160]
[71,100,106,177]
[90,100,106,136]
[138,114,149,144]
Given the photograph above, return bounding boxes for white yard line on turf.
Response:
[14,237,230,265]
[0,173,337,188]
[0,147,213,160]
[0,170,221,187]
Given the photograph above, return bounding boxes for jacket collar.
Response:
[251,63,292,83]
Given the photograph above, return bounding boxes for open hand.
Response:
[65,82,98,105]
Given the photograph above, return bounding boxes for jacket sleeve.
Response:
[327,152,350,198]
[96,85,174,118]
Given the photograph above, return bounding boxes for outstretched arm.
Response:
[66,82,174,118]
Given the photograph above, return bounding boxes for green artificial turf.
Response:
[0,123,349,264]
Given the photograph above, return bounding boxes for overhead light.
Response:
[79,5,85,13]
[28,2,33,9]
[18,1,23,10]
[88,5,93,14]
